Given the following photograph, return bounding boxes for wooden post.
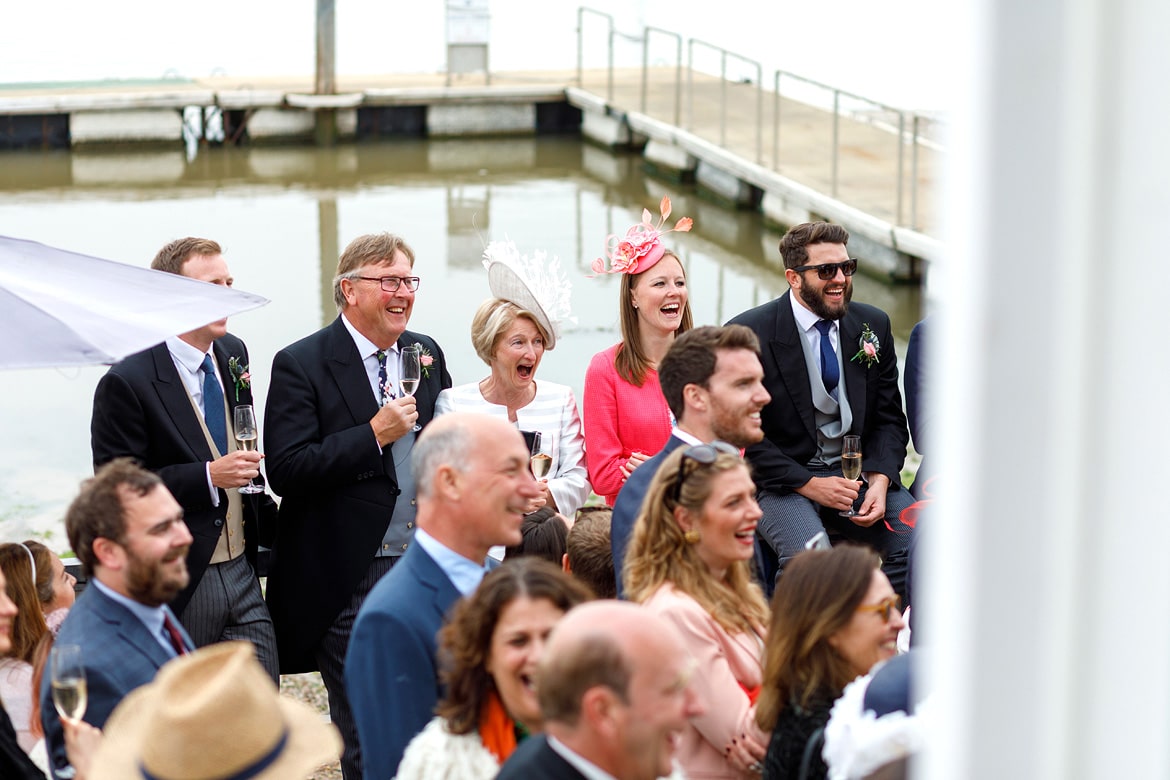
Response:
[315,0,337,146]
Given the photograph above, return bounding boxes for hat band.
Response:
[140,729,289,780]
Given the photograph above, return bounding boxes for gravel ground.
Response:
[279,672,343,780]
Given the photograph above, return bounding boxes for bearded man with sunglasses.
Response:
[728,221,913,600]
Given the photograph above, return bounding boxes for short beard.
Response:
[798,280,852,321]
[125,548,189,607]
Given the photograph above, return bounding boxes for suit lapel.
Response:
[840,311,867,430]
[325,318,381,429]
[769,293,818,441]
[92,586,174,670]
[213,340,248,413]
[149,344,214,461]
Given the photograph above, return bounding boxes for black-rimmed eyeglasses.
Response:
[354,275,421,292]
[790,259,858,280]
[671,441,741,503]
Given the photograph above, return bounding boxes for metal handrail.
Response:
[576,7,615,102]
[686,39,762,165]
[640,26,682,128]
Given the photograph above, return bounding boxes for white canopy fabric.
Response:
[0,235,269,370]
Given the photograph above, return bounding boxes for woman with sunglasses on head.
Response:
[584,197,694,505]
[624,444,771,778]
[755,545,905,780]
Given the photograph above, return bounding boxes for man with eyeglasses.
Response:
[728,221,913,600]
[263,232,451,780]
[610,325,771,595]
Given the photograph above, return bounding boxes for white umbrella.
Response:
[0,235,270,369]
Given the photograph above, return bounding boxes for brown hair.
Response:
[151,238,223,275]
[436,558,592,735]
[470,299,549,366]
[332,232,416,310]
[504,508,569,566]
[614,252,693,386]
[756,545,880,730]
[66,459,163,578]
[0,544,49,663]
[566,509,616,599]
[659,325,761,419]
[538,628,631,726]
[778,222,850,270]
[623,449,769,635]
[21,540,57,608]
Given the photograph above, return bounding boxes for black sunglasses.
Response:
[790,259,858,280]
[671,441,741,503]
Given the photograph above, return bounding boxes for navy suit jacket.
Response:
[264,316,451,673]
[728,292,909,496]
[904,318,931,498]
[344,540,462,779]
[611,434,687,596]
[40,584,192,778]
[90,334,275,616]
[497,735,588,780]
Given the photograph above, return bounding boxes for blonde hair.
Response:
[470,299,550,366]
[623,448,768,635]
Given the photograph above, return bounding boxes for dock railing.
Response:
[575,5,942,233]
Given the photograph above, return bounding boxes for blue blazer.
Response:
[40,584,192,779]
[497,735,588,780]
[611,434,686,596]
[344,541,461,779]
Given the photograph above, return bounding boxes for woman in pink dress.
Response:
[583,197,694,504]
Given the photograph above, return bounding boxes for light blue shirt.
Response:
[412,528,489,597]
[91,579,181,658]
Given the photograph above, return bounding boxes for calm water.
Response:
[0,137,921,545]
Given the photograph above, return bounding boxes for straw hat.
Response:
[483,239,573,350]
[91,641,341,780]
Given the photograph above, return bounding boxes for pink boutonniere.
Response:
[851,324,881,368]
[227,356,251,401]
[417,347,434,379]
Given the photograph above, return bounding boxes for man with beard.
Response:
[41,459,196,779]
[610,325,771,594]
[728,222,913,599]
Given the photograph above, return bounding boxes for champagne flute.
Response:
[839,435,862,517]
[530,438,553,481]
[400,345,422,432]
[51,644,87,726]
[233,405,264,494]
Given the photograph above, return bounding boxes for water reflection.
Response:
[0,137,920,541]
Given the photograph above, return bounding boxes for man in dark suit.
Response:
[90,237,278,679]
[498,601,702,780]
[345,412,542,777]
[41,460,196,779]
[263,232,452,780]
[728,222,914,598]
[610,325,771,594]
[904,316,932,498]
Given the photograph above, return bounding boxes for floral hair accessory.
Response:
[483,239,574,350]
[591,196,693,276]
[851,324,881,367]
[227,356,251,401]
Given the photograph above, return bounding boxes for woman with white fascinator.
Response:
[436,239,590,519]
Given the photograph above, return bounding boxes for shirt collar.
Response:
[91,578,168,638]
[788,290,834,334]
[546,735,619,780]
[670,429,705,447]
[340,313,399,361]
[165,335,212,374]
[412,528,489,597]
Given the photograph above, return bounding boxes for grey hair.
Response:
[412,421,473,498]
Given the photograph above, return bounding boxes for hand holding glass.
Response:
[51,644,87,725]
[840,435,862,517]
[400,346,422,432]
[233,405,264,494]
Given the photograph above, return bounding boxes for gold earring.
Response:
[684,529,700,545]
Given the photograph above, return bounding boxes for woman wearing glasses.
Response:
[584,197,694,505]
[624,443,771,778]
[755,545,905,780]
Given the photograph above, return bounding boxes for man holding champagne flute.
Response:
[728,222,914,600]
[89,238,279,682]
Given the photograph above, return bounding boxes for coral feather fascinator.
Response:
[591,196,693,276]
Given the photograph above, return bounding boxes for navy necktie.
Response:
[814,320,839,394]
[200,354,229,455]
[376,350,394,404]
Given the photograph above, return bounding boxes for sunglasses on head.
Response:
[791,259,858,280]
[671,441,741,503]
[855,594,901,623]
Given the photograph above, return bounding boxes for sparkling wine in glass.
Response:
[233,405,264,494]
[840,435,862,517]
[400,345,422,432]
[51,644,87,725]
[530,451,553,480]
